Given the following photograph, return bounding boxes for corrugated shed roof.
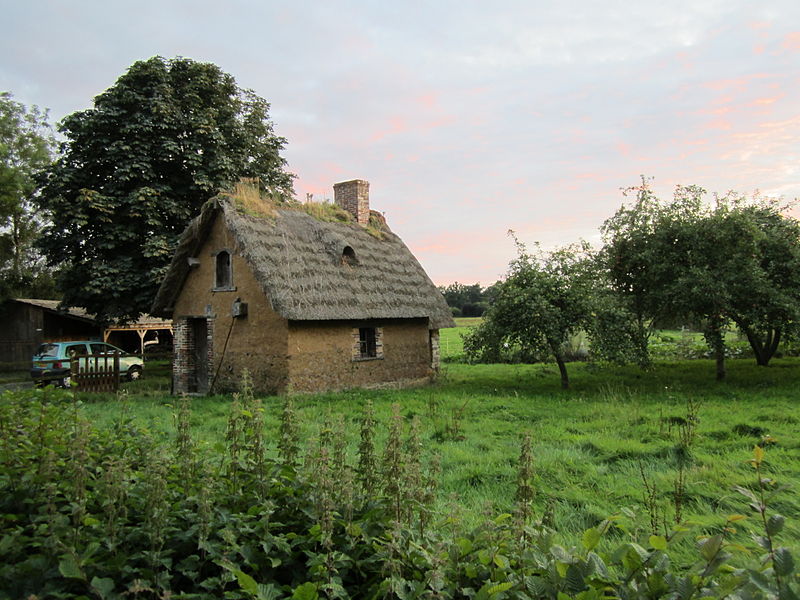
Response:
[14,298,95,322]
[13,299,171,327]
[152,197,455,330]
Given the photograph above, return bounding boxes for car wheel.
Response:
[59,376,71,388]
[127,366,142,381]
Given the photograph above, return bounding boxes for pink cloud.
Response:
[292,161,348,198]
[369,116,409,142]
[782,32,800,51]
[414,93,438,109]
[699,105,734,116]
[684,138,710,147]
[702,73,774,94]
[749,21,772,31]
[574,172,606,182]
[704,118,733,131]
[749,95,782,106]
[413,230,495,256]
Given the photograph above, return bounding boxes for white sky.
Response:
[3,0,799,285]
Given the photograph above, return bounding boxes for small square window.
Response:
[359,327,377,358]
[353,326,383,361]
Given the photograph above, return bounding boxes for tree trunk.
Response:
[549,341,570,389]
[704,317,726,381]
[742,326,780,367]
[769,329,782,363]
[11,210,22,280]
[555,354,569,389]
[635,314,652,368]
[715,345,726,381]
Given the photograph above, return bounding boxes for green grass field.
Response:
[70,350,800,568]
[439,316,480,359]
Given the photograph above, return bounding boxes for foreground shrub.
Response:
[0,387,796,599]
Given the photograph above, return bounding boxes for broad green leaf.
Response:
[487,582,513,596]
[292,582,319,600]
[566,564,585,593]
[457,537,473,556]
[649,535,667,551]
[773,547,795,577]
[235,569,258,595]
[556,561,569,578]
[493,554,509,569]
[766,514,785,537]
[699,534,723,561]
[90,577,115,599]
[582,527,601,551]
[59,554,85,580]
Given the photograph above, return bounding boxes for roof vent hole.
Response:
[342,246,358,266]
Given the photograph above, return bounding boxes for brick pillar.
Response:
[205,317,214,394]
[173,318,190,393]
[430,329,440,371]
[333,179,370,225]
[172,317,214,394]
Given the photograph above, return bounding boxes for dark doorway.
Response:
[189,318,209,393]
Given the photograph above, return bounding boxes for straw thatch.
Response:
[152,197,455,330]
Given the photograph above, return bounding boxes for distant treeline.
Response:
[438,282,499,317]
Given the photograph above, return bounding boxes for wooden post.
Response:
[137,330,146,362]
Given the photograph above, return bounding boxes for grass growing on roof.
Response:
[224,178,391,239]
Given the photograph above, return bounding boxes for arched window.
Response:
[215,250,232,289]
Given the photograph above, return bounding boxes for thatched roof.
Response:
[152,197,455,330]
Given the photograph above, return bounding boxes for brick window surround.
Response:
[351,326,383,361]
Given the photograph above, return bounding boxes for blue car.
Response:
[31,341,144,387]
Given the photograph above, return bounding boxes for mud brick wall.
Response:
[287,318,433,394]
[171,217,289,395]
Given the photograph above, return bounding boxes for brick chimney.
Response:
[333,179,370,225]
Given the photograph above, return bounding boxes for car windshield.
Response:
[34,344,59,358]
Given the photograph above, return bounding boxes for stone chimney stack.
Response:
[333,179,370,225]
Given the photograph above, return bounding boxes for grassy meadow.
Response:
[62,319,800,569]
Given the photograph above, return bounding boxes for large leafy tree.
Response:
[464,237,596,389]
[602,179,800,378]
[717,200,800,366]
[0,92,56,302]
[37,56,294,322]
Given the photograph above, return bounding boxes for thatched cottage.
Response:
[151,179,454,395]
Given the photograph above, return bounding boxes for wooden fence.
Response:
[70,353,120,393]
